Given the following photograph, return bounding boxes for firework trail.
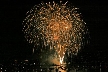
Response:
[22,1,87,64]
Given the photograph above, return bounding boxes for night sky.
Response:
[0,0,108,62]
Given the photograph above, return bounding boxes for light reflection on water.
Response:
[0,60,107,72]
[0,65,106,72]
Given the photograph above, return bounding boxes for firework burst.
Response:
[22,1,87,64]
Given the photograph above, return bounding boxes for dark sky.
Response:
[0,0,108,61]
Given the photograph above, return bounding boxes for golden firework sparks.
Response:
[22,1,87,64]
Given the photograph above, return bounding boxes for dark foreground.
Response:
[0,60,108,72]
